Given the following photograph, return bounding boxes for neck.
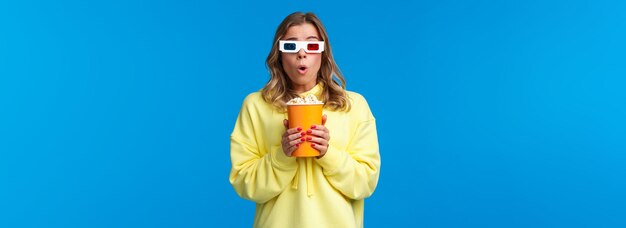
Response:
[292,82,316,94]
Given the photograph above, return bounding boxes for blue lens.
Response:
[284,43,296,50]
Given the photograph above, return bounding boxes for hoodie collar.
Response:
[296,82,324,100]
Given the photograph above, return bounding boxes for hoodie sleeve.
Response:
[315,94,381,200]
[229,94,298,204]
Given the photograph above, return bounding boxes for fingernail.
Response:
[311,125,317,129]
[297,127,302,131]
[296,144,300,147]
[307,130,312,134]
[301,138,305,141]
[311,144,315,147]
[307,137,312,140]
[301,132,306,136]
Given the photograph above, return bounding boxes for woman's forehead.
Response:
[283,23,321,40]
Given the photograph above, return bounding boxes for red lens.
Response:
[307,43,319,51]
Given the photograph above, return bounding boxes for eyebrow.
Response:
[285,36,321,41]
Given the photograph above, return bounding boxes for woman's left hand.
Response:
[306,114,330,158]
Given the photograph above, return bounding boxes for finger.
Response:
[293,137,306,145]
[281,129,290,139]
[306,136,328,146]
[282,131,301,146]
[306,129,329,139]
[283,132,303,148]
[288,143,300,155]
[309,124,328,133]
[311,143,327,153]
[285,126,303,135]
[287,131,306,141]
[283,119,289,129]
[286,138,303,147]
[322,114,327,125]
[282,139,301,156]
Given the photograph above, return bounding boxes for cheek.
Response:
[281,54,295,68]
[311,55,323,68]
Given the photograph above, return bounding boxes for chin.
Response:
[288,74,311,81]
[295,77,316,85]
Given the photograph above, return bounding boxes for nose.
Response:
[296,48,307,59]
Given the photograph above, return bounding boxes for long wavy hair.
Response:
[262,12,351,112]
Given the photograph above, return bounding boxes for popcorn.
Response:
[287,94,323,105]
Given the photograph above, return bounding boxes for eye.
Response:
[284,43,296,50]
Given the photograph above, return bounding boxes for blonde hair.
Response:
[262,12,351,112]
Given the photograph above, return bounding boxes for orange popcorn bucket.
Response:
[287,103,323,157]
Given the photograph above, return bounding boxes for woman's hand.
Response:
[281,119,304,157]
[307,114,329,158]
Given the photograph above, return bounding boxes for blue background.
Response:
[1,0,625,227]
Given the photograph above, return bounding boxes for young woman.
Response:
[229,12,381,228]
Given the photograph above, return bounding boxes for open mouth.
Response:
[297,65,308,74]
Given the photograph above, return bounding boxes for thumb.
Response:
[322,114,327,125]
[283,119,289,129]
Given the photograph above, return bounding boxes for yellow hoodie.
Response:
[229,83,380,228]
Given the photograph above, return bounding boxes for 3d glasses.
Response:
[278,40,325,53]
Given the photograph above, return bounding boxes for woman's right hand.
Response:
[281,119,304,157]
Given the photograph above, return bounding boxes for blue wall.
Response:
[1,0,625,227]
